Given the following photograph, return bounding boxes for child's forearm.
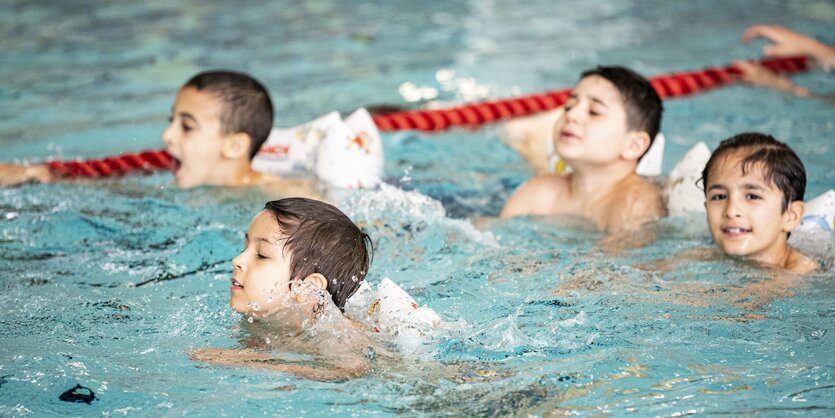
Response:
[0,163,53,186]
[190,348,367,382]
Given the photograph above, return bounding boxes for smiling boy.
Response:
[701,132,818,273]
[500,66,666,232]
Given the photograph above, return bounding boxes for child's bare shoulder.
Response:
[605,175,666,231]
[787,249,820,274]
[501,174,570,217]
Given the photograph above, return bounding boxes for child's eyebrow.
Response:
[742,183,767,191]
[178,112,199,125]
[256,237,278,246]
[707,184,726,191]
[589,97,609,108]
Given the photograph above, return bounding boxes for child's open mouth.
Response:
[231,278,244,290]
[559,130,580,141]
[171,157,182,173]
[722,227,752,236]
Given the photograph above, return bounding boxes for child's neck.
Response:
[747,240,793,270]
[568,161,637,201]
[210,159,263,187]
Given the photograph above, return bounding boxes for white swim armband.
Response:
[251,108,384,189]
[663,141,712,217]
[344,278,443,352]
[315,108,384,189]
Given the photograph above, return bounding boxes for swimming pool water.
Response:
[1,0,834,416]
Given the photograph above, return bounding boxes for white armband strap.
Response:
[663,141,712,217]
[252,109,383,189]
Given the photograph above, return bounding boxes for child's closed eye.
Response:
[257,253,268,260]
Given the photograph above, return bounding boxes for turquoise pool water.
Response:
[1,0,834,416]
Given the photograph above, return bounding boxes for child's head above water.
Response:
[231,198,373,317]
[163,70,273,188]
[554,66,663,167]
[580,66,663,144]
[700,132,813,270]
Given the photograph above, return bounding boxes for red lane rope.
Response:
[46,150,175,179]
[372,55,808,131]
[44,55,807,179]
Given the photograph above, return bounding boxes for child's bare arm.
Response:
[190,348,368,382]
[0,163,53,187]
[742,25,835,68]
[500,108,563,174]
[734,60,810,97]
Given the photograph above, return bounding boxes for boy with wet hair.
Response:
[0,70,320,196]
[701,132,818,273]
[193,197,381,381]
[163,70,274,188]
[501,66,666,232]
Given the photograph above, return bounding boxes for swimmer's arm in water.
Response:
[0,163,54,187]
[190,348,368,382]
[734,60,811,97]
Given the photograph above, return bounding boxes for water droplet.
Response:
[351,276,358,282]
[249,302,261,311]
[247,317,254,323]
[332,278,338,285]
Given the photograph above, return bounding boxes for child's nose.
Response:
[724,196,743,218]
[564,104,582,123]
[231,253,245,271]
[161,124,177,147]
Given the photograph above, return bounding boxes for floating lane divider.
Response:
[44,56,807,178]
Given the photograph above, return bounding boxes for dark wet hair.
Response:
[580,66,663,157]
[183,70,273,160]
[264,198,373,311]
[700,132,806,211]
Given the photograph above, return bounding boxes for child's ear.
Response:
[221,133,252,160]
[302,273,328,291]
[290,273,328,303]
[622,131,651,161]
[782,200,805,232]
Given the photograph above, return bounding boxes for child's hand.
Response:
[742,25,834,65]
[733,60,810,97]
[0,163,52,186]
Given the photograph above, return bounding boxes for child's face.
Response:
[705,150,794,264]
[230,211,295,316]
[162,87,230,188]
[553,75,631,165]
